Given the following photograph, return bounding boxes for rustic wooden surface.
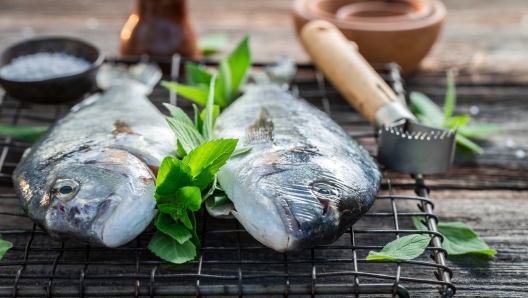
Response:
[0,0,527,297]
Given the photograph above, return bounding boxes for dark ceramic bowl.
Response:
[0,37,104,104]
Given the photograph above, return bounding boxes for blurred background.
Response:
[1,0,528,80]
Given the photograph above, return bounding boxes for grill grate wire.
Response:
[0,60,455,297]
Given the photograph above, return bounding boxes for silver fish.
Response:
[215,76,381,252]
[13,64,175,247]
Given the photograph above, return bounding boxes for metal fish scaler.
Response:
[13,64,175,247]
[214,60,381,252]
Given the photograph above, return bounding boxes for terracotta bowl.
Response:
[292,0,446,74]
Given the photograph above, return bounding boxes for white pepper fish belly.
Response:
[215,84,381,252]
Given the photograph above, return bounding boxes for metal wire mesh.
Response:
[0,60,456,297]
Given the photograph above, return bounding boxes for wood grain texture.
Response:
[0,0,527,297]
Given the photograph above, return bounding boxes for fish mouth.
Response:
[276,199,303,242]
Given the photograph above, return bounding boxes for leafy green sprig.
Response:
[161,36,251,109]
[410,70,503,154]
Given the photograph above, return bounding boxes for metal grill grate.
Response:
[0,60,456,297]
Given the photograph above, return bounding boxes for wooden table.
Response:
[0,1,527,297]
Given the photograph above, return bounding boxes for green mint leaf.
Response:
[161,81,209,106]
[193,104,204,135]
[202,77,217,141]
[438,222,496,256]
[185,62,213,87]
[176,139,187,158]
[155,157,192,202]
[214,59,231,108]
[366,234,431,261]
[202,175,218,202]
[412,216,428,231]
[176,186,202,211]
[148,231,196,264]
[444,70,456,122]
[458,124,503,138]
[163,103,195,128]
[0,235,13,260]
[187,209,201,248]
[200,105,220,135]
[157,203,183,214]
[0,125,48,142]
[183,139,238,190]
[226,36,251,105]
[165,116,204,154]
[231,146,252,157]
[456,134,484,155]
[156,213,192,245]
[444,115,471,129]
[209,195,231,208]
[409,92,444,126]
[198,32,229,57]
[177,211,194,230]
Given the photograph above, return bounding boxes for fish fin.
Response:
[244,109,274,145]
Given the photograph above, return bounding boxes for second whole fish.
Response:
[214,80,381,252]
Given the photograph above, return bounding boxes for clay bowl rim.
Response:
[0,36,104,84]
[293,0,446,31]
[334,0,433,23]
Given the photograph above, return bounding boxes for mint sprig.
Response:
[366,234,431,261]
[162,36,251,109]
[413,217,496,256]
[0,125,48,142]
[410,70,503,154]
[0,235,12,261]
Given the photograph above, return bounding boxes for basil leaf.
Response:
[148,231,196,264]
[183,139,238,190]
[456,134,484,154]
[458,124,503,138]
[366,234,431,261]
[161,81,209,106]
[185,62,213,87]
[444,70,456,122]
[231,146,252,157]
[155,157,192,202]
[0,125,48,142]
[165,116,204,154]
[0,235,13,260]
[193,104,204,135]
[202,76,217,141]
[176,186,202,211]
[409,92,444,126]
[226,36,251,105]
[156,213,192,245]
[198,32,229,57]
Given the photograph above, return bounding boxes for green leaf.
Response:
[176,186,202,211]
[148,231,196,264]
[444,70,456,122]
[202,175,218,202]
[193,104,204,135]
[165,116,204,154]
[226,36,251,105]
[458,124,503,138]
[183,139,238,190]
[200,105,220,135]
[409,92,444,126]
[456,134,485,155]
[198,32,229,57]
[155,157,193,202]
[412,217,496,256]
[214,59,231,108]
[209,195,231,208]
[185,62,213,87]
[202,77,217,142]
[0,235,13,260]
[366,234,431,261]
[231,146,252,157]
[437,222,496,256]
[176,139,187,158]
[187,209,201,248]
[177,211,194,230]
[444,115,471,129]
[156,213,192,245]
[163,103,194,128]
[161,81,209,106]
[0,125,48,142]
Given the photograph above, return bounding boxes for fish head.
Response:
[16,147,157,247]
[231,146,379,251]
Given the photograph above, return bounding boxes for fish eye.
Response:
[311,182,339,197]
[52,179,79,200]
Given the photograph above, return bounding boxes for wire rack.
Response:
[0,60,456,297]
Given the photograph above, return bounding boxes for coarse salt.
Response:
[0,52,91,81]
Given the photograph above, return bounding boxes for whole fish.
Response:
[215,68,381,252]
[13,64,175,247]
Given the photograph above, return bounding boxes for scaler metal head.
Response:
[377,119,457,174]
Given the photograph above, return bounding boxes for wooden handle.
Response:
[300,20,400,125]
